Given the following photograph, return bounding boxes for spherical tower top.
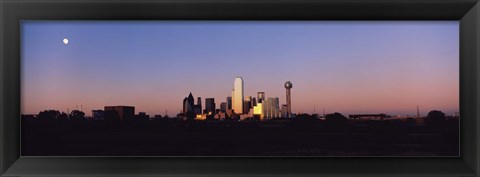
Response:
[284,81,293,89]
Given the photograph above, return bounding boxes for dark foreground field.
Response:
[21,118,459,156]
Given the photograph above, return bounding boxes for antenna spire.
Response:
[417,105,420,118]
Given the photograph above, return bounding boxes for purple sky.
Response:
[21,21,459,117]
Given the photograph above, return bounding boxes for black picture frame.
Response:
[1,0,479,176]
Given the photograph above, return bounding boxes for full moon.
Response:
[63,38,69,45]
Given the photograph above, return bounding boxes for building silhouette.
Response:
[281,104,288,118]
[220,102,227,112]
[226,96,232,110]
[194,97,202,115]
[264,97,280,118]
[232,77,244,114]
[257,92,265,103]
[205,98,216,115]
[91,110,104,120]
[244,96,252,114]
[284,81,293,118]
[135,112,150,120]
[183,92,195,114]
[104,106,135,121]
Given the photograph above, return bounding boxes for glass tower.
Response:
[233,77,244,114]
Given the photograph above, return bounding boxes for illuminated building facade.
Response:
[232,77,244,114]
[263,97,280,118]
[253,102,264,119]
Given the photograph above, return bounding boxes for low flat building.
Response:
[104,106,135,121]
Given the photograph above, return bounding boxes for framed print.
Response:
[1,0,479,176]
[19,20,460,157]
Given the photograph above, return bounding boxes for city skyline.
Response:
[21,21,459,117]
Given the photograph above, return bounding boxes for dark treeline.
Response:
[21,110,459,156]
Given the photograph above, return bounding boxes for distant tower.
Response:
[257,92,265,103]
[183,92,195,114]
[197,97,202,108]
[284,81,293,118]
[194,97,202,115]
[226,96,232,110]
[233,77,244,114]
[205,98,216,115]
[417,105,420,118]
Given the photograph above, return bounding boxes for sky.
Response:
[21,21,459,117]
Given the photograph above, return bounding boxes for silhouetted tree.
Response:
[325,112,348,126]
[176,113,184,118]
[426,110,446,125]
[69,110,85,120]
[296,113,317,120]
[325,112,347,121]
[37,110,61,120]
[57,112,69,120]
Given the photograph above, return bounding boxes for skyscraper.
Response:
[194,97,202,115]
[253,102,263,119]
[183,92,195,114]
[257,92,265,103]
[205,98,216,115]
[244,96,252,114]
[226,96,232,110]
[233,77,244,114]
[281,104,288,118]
[263,97,280,118]
[251,97,257,107]
[197,97,202,109]
[220,102,227,112]
[284,81,293,118]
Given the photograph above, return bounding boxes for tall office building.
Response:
[233,77,244,114]
[284,81,293,118]
[183,92,195,114]
[197,97,202,109]
[226,97,232,110]
[244,96,252,114]
[281,104,288,118]
[205,98,216,115]
[220,102,227,112]
[194,97,202,115]
[263,97,280,118]
[257,92,265,103]
[253,102,263,119]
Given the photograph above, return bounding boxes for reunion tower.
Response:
[284,81,293,118]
